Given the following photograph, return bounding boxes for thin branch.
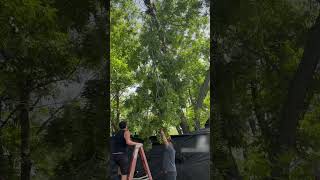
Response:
[31,59,81,92]
[188,88,195,106]
[35,105,65,135]
[0,107,18,129]
[29,97,42,112]
[36,91,82,135]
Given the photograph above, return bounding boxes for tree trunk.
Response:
[0,99,5,177]
[272,12,320,178]
[279,13,320,150]
[8,154,15,179]
[193,69,210,130]
[250,81,269,138]
[115,90,120,123]
[111,121,118,135]
[314,161,320,180]
[212,42,242,179]
[225,146,242,180]
[178,108,190,133]
[94,2,109,178]
[1,99,14,178]
[20,89,31,180]
[175,125,183,135]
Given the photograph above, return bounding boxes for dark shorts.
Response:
[163,171,177,180]
[112,153,129,175]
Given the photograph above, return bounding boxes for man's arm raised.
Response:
[160,129,169,146]
[124,130,142,147]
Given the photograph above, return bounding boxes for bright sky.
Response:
[134,0,147,11]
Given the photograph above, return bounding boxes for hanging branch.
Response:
[193,69,210,130]
[0,107,18,129]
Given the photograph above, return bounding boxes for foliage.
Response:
[0,0,107,179]
[213,0,320,178]
[110,0,140,132]
[111,0,210,143]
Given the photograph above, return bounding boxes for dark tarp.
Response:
[110,128,210,180]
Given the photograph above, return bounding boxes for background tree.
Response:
[110,0,140,133]
[213,0,320,179]
[0,0,108,179]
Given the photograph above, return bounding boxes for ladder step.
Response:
[133,175,149,180]
[128,146,153,180]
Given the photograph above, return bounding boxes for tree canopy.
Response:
[213,0,320,179]
[111,0,210,140]
[0,0,108,179]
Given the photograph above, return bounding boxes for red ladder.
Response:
[127,146,153,180]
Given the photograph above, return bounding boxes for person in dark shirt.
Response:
[112,121,142,180]
[160,129,177,180]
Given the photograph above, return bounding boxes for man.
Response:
[112,121,142,180]
[160,129,177,180]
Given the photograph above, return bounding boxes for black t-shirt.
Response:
[112,130,128,153]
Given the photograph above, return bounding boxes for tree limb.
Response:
[35,105,65,135]
[279,13,320,149]
[193,69,210,130]
[0,107,18,129]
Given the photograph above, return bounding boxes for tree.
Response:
[0,1,81,179]
[110,0,140,133]
[119,0,210,139]
[0,0,109,179]
[212,0,320,178]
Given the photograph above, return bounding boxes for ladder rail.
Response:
[128,147,139,180]
[128,146,153,180]
[133,175,149,180]
[139,148,152,179]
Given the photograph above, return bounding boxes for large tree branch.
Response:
[188,88,195,106]
[196,70,210,108]
[143,0,167,53]
[193,69,210,130]
[0,96,42,129]
[250,81,269,137]
[177,108,190,133]
[279,13,320,149]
